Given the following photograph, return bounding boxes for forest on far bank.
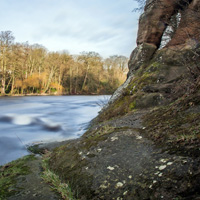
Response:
[0,31,128,96]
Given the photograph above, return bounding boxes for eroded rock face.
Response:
[128,0,200,75]
[137,0,178,47]
[106,0,200,118]
[166,0,200,48]
[128,43,157,75]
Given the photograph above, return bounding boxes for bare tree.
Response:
[0,31,14,94]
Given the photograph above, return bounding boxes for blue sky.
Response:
[0,0,140,57]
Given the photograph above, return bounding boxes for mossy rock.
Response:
[0,155,36,199]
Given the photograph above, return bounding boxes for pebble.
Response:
[158,173,163,177]
[107,166,115,171]
[100,184,107,189]
[160,159,167,163]
[116,182,123,188]
[111,136,118,141]
[159,165,167,170]
[123,191,128,195]
[136,135,143,140]
[167,162,173,166]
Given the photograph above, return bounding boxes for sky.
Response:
[0,0,140,58]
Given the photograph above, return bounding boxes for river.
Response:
[0,95,110,165]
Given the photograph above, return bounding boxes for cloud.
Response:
[0,0,140,57]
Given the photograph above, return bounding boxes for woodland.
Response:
[0,31,128,95]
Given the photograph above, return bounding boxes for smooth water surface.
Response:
[0,95,110,165]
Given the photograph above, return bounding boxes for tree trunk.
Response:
[44,67,54,93]
[82,64,89,92]
[1,59,6,95]
[10,74,15,94]
[69,65,72,94]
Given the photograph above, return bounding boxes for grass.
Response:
[0,155,35,199]
[41,152,75,200]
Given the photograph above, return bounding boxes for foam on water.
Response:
[0,95,110,165]
[12,115,35,125]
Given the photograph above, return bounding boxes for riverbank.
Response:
[1,100,200,199]
[0,93,112,97]
[0,154,61,200]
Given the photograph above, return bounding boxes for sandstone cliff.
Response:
[47,1,200,199]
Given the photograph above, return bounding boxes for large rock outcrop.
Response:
[111,0,200,105]
[129,0,200,74]
[47,0,200,199]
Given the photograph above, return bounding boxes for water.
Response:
[0,95,110,165]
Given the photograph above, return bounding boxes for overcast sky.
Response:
[0,0,140,58]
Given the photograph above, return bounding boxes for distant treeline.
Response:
[0,31,128,95]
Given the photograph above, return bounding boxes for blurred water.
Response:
[0,95,110,165]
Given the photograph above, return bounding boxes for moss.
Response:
[143,93,200,156]
[0,155,36,199]
[41,153,75,199]
[49,142,93,199]
[27,144,46,154]
[145,62,160,73]
[129,100,136,110]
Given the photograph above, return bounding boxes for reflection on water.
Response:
[0,95,110,165]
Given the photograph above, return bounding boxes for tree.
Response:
[0,31,128,95]
[0,31,14,94]
[133,0,146,12]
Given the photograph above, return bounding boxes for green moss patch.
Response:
[0,155,36,199]
[49,141,93,199]
[41,153,75,200]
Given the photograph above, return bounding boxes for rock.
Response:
[129,0,200,77]
[137,0,178,47]
[46,0,200,199]
[128,43,157,75]
[166,0,200,48]
[158,165,167,170]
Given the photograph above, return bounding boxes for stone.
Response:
[116,182,123,188]
[128,43,157,76]
[159,165,167,170]
[107,166,115,171]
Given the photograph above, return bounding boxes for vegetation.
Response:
[42,152,75,200]
[0,31,128,96]
[143,92,200,157]
[0,155,36,199]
